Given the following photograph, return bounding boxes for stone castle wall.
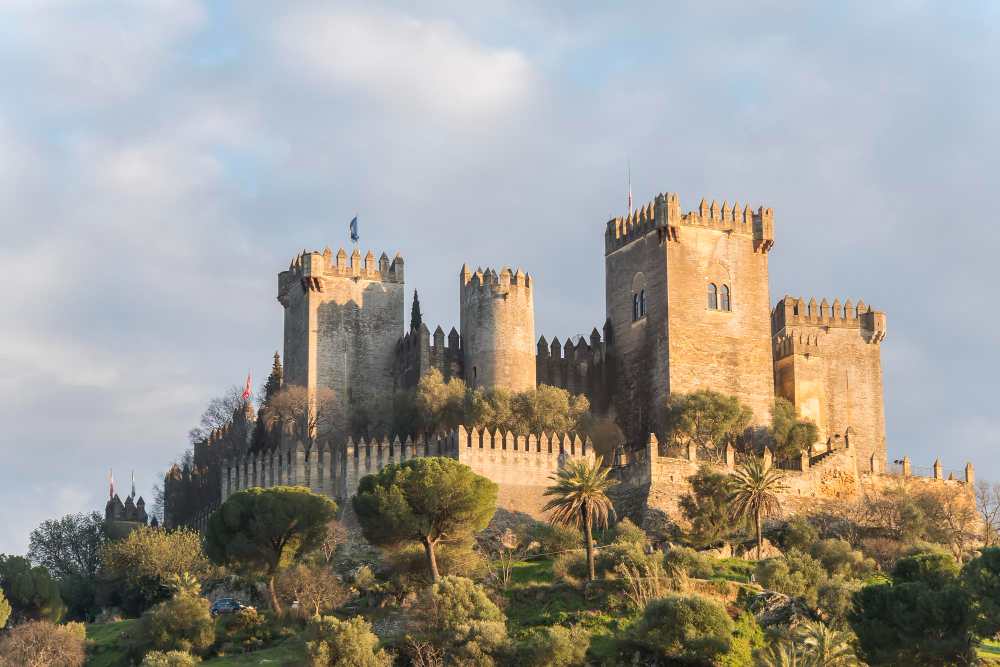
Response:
[394,323,463,389]
[536,328,608,412]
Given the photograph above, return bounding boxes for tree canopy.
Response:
[543,456,617,580]
[410,289,423,333]
[204,485,336,614]
[353,457,497,582]
[0,555,65,624]
[660,390,752,460]
[770,398,819,459]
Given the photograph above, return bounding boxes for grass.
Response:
[202,636,307,665]
[982,640,1000,664]
[85,619,135,667]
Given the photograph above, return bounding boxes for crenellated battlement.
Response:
[773,332,822,360]
[395,323,464,387]
[460,264,532,295]
[604,191,774,254]
[771,295,887,342]
[278,247,404,303]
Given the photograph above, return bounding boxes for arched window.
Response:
[633,294,640,321]
[708,283,718,310]
[640,290,647,317]
[720,285,730,311]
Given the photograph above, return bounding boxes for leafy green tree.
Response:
[127,573,214,659]
[680,465,742,547]
[139,651,198,667]
[264,351,283,401]
[513,384,592,435]
[729,457,785,559]
[0,555,65,623]
[413,368,467,442]
[306,615,393,667]
[405,576,510,666]
[848,554,976,665]
[633,592,733,661]
[410,289,423,333]
[660,390,751,460]
[205,486,335,615]
[519,624,590,667]
[754,550,828,604]
[543,457,617,580]
[353,458,497,582]
[770,398,819,459]
[962,546,1000,638]
[782,514,819,551]
[100,526,208,616]
[28,511,107,621]
[464,386,516,435]
[809,539,875,579]
[0,586,10,628]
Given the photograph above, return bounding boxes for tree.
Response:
[353,457,497,582]
[0,620,85,667]
[260,385,338,449]
[405,576,510,666]
[754,550,828,605]
[410,290,423,333]
[187,383,251,445]
[913,484,980,563]
[770,398,819,459]
[542,456,617,580]
[962,546,1000,639]
[140,651,199,667]
[128,573,214,659]
[660,390,751,461]
[729,457,786,559]
[264,351,283,400]
[100,526,208,616]
[319,519,350,564]
[974,479,1000,547]
[306,615,393,667]
[464,386,516,435]
[0,586,10,628]
[633,592,734,661]
[679,465,742,547]
[0,555,64,623]
[589,414,626,462]
[848,554,976,665]
[513,384,592,435]
[204,486,337,614]
[27,511,107,621]
[412,368,467,442]
[276,563,348,616]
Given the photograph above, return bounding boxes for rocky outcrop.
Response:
[750,591,819,628]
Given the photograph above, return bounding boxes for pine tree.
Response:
[410,290,423,333]
[264,351,282,400]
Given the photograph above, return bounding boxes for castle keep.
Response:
[200,187,972,536]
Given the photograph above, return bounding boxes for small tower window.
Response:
[720,285,730,311]
[640,290,647,317]
[633,294,640,321]
[708,283,718,310]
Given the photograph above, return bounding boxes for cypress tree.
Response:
[410,290,423,333]
[264,351,282,400]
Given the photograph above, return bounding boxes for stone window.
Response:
[720,284,730,311]
[631,272,647,321]
[708,283,718,310]
[633,294,640,321]
[640,290,647,317]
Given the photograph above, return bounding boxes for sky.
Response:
[1,0,998,555]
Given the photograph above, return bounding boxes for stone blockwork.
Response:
[771,295,887,471]
[536,328,608,412]
[394,323,463,389]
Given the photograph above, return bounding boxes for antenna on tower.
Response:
[627,159,632,218]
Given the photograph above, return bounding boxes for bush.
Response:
[519,624,590,666]
[808,539,875,579]
[353,565,376,592]
[892,552,959,590]
[596,541,652,575]
[816,575,861,628]
[406,576,510,665]
[901,539,950,559]
[0,554,66,623]
[222,607,265,635]
[0,620,85,667]
[551,552,588,582]
[276,563,348,615]
[633,592,734,661]
[379,542,481,596]
[139,651,198,667]
[679,466,742,547]
[530,523,583,557]
[781,515,819,551]
[306,615,392,667]
[754,550,827,605]
[663,547,714,579]
[609,518,646,546]
[128,589,214,657]
[63,620,87,641]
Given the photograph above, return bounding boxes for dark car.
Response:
[210,598,252,617]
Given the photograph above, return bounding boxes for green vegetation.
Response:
[729,457,786,560]
[770,397,820,459]
[659,389,752,461]
[0,553,65,623]
[304,615,392,667]
[543,456,617,580]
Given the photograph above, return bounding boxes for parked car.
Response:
[210,598,253,617]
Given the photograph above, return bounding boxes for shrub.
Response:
[305,615,392,667]
[633,592,733,661]
[353,565,376,592]
[596,541,651,575]
[139,651,198,667]
[222,607,265,635]
[0,555,65,623]
[406,576,510,665]
[892,552,959,590]
[781,514,819,551]
[530,523,583,556]
[901,539,950,559]
[679,466,742,547]
[808,539,874,579]
[276,563,348,615]
[754,550,827,605]
[551,552,588,582]
[128,588,214,657]
[63,620,87,641]
[519,624,590,667]
[663,547,714,579]
[379,541,481,596]
[816,576,861,628]
[609,518,646,546]
[0,620,85,667]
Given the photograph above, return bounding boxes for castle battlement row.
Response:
[772,295,887,340]
[277,248,404,304]
[460,265,533,292]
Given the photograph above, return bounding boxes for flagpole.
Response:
[355,212,360,256]
[628,159,632,217]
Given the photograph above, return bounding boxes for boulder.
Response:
[736,537,782,560]
[750,590,819,628]
[700,543,733,559]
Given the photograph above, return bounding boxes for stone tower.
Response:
[604,193,776,443]
[459,265,536,392]
[278,246,405,444]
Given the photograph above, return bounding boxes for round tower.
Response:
[459,264,536,392]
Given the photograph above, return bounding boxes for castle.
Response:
[193,188,970,535]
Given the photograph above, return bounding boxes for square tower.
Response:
[604,193,776,444]
[278,246,405,445]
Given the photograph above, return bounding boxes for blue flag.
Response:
[350,216,359,242]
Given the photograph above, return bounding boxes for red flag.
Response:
[241,372,251,399]
[110,469,114,499]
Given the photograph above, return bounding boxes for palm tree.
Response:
[166,571,201,598]
[729,456,786,559]
[795,620,859,666]
[755,642,809,667]
[543,456,617,580]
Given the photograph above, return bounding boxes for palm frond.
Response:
[542,456,617,529]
